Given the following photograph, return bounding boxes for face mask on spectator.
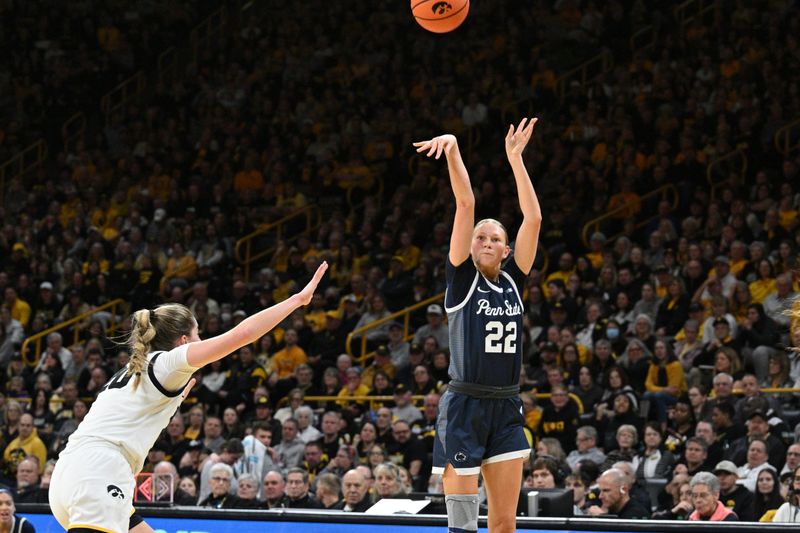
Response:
[606,328,619,339]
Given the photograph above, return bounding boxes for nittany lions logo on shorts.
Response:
[431,2,452,15]
[454,451,467,462]
[107,485,125,500]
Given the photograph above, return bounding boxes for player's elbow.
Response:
[456,196,475,210]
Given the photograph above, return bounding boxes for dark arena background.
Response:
[2,0,800,531]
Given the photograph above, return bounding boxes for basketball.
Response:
[411,0,469,33]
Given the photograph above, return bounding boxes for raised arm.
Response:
[505,117,542,275]
[413,134,474,265]
[186,261,328,367]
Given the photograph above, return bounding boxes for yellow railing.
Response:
[303,393,584,413]
[555,49,613,102]
[706,148,747,200]
[20,299,126,367]
[101,71,146,126]
[234,205,322,282]
[581,184,678,247]
[774,117,800,156]
[62,112,86,154]
[346,293,444,365]
[0,139,48,204]
[674,0,715,30]
[190,5,228,67]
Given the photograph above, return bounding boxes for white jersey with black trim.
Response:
[64,344,197,473]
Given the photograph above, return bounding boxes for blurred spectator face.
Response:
[550,387,568,409]
[322,414,339,436]
[204,417,222,439]
[392,422,412,444]
[741,375,759,397]
[16,459,38,488]
[531,467,556,489]
[179,477,197,497]
[286,472,308,499]
[18,414,33,439]
[713,376,733,398]
[684,441,706,465]
[304,445,322,466]
[255,427,272,448]
[282,420,298,441]
[747,415,768,437]
[237,477,258,500]
[209,469,232,497]
[695,422,714,445]
[748,441,768,467]
[786,444,800,471]
[264,471,285,500]
[375,408,392,429]
[424,395,439,420]
[342,471,368,505]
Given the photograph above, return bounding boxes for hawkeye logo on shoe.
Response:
[454,452,467,462]
[107,485,125,500]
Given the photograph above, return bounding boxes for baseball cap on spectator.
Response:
[714,255,729,265]
[187,439,203,451]
[390,255,405,266]
[347,366,362,376]
[387,321,402,330]
[153,208,166,222]
[12,243,26,254]
[394,383,409,395]
[326,310,341,320]
[653,264,668,273]
[427,304,443,315]
[343,294,358,304]
[550,301,566,312]
[688,302,704,313]
[376,345,390,356]
[747,409,768,421]
[150,440,169,454]
[713,317,729,327]
[410,343,423,354]
[67,289,81,299]
[256,396,271,408]
[233,310,247,319]
[40,281,53,291]
[713,461,739,476]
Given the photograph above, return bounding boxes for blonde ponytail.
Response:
[129,309,157,390]
[126,304,197,391]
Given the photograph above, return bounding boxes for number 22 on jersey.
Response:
[484,321,517,354]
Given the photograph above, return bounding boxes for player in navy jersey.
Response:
[413,118,542,533]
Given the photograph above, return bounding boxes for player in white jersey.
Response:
[413,118,541,533]
[49,262,328,533]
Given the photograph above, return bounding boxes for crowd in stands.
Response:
[0,0,217,161]
[1,0,800,521]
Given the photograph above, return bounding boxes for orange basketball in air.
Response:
[411,0,469,33]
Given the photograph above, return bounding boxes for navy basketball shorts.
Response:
[432,390,531,475]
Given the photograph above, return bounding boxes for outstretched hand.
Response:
[296,261,328,306]
[413,134,457,160]
[505,117,538,157]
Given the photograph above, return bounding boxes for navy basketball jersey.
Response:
[444,256,526,387]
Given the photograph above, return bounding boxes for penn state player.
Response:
[49,262,328,533]
[413,118,541,533]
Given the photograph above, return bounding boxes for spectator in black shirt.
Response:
[586,468,650,519]
[538,384,580,453]
[285,467,321,509]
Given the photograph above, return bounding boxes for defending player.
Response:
[49,262,328,533]
[413,118,542,533]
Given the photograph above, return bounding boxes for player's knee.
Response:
[445,493,479,533]
[69,528,108,533]
[488,513,517,533]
